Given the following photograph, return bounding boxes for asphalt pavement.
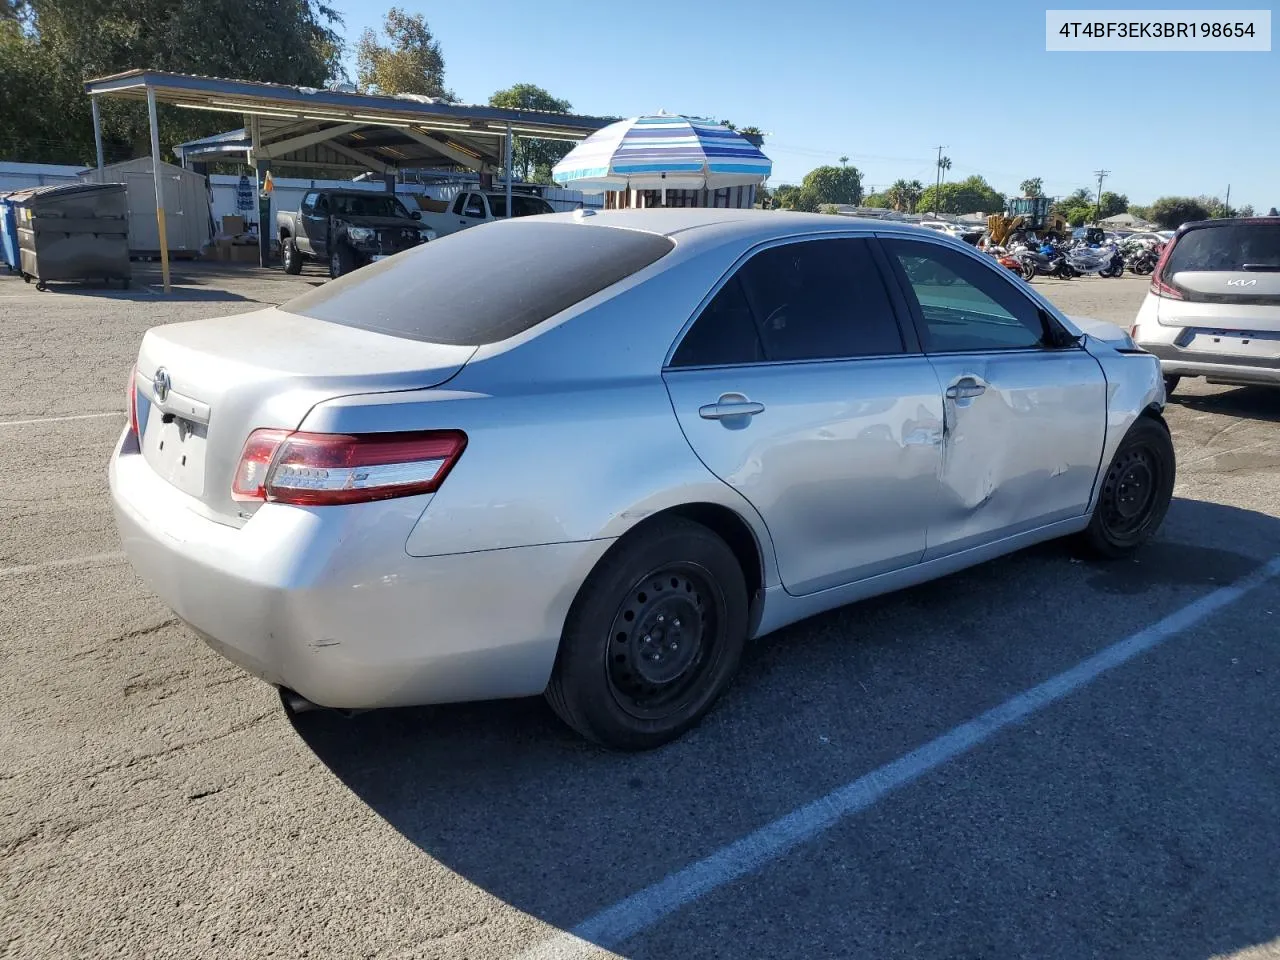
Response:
[2,265,1278,960]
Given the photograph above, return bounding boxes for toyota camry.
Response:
[110,209,1174,750]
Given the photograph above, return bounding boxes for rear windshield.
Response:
[1167,223,1280,273]
[283,220,675,345]
[487,195,554,218]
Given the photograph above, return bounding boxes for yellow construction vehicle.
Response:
[985,196,1068,246]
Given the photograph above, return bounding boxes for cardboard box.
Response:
[221,215,246,236]
[413,196,450,214]
[228,243,260,263]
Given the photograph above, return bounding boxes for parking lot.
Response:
[3,264,1279,960]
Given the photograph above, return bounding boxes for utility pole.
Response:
[934,145,948,216]
[1224,184,1231,217]
[1093,168,1110,223]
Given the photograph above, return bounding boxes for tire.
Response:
[282,238,303,275]
[1020,260,1037,282]
[35,280,47,292]
[545,517,749,750]
[328,244,355,279]
[1163,374,1180,396]
[1078,416,1175,559]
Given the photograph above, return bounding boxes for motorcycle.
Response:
[1010,241,1074,281]
[1124,246,1159,276]
[1065,241,1123,278]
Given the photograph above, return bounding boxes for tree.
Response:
[488,83,572,182]
[1019,177,1043,197]
[736,126,764,145]
[917,175,1003,216]
[1127,203,1152,221]
[356,7,453,100]
[1,0,342,165]
[800,164,863,205]
[862,191,890,209]
[885,178,924,213]
[1052,187,1095,225]
[1236,204,1255,218]
[1146,196,1211,229]
[820,204,841,215]
[1096,191,1128,219]
[839,155,849,166]
[771,183,821,212]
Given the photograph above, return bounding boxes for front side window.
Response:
[463,195,487,218]
[882,238,1046,352]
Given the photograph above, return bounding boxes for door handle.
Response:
[699,393,765,420]
[945,378,987,400]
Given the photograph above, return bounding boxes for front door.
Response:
[301,192,329,257]
[879,236,1108,558]
[664,236,945,596]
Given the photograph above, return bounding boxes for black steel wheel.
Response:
[546,517,748,750]
[328,244,355,279]
[1079,416,1175,558]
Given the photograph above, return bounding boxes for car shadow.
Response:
[1172,385,1280,424]
[292,496,1280,959]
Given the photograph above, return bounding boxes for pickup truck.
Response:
[415,190,556,237]
[277,189,437,278]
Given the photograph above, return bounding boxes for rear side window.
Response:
[671,277,764,367]
[670,237,905,367]
[1166,223,1280,273]
[283,221,674,345]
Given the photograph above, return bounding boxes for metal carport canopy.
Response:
[84,69,613,285]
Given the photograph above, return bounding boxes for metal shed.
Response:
[80,157,209,257]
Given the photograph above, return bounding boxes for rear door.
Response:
[1154,220,1280,362]
[879,236,1107,559]
[664,236,945,596]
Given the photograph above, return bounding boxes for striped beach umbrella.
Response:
[552,114,771,193]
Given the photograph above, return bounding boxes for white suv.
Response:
[1129,217,1280,394]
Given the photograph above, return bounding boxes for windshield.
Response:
[327,193,412,219]
[1167,223,1280,272]
[487,194,555,218]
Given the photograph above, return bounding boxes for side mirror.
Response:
[410,210,422,221]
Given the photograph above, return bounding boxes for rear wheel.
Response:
[1163,374,1180,396]
[1078,416,1175,559]
[546,517,748,750]
[282,238,302,275]
[1020,260,1037,281]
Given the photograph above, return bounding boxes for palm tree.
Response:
[1020,177,1043,197]
[839,155,849,167]
[906,179,924,213]
[886,179,910,212]
[938,155,952,183]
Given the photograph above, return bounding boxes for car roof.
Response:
[537,207,947,254]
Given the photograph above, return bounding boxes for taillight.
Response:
[231,429,467,506]
[1149,234,1183,299]
[126,365,140,438]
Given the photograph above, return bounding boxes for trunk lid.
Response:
[132,306,475,525]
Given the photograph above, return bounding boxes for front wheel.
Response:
[1078,417,1175,559]
[328,244,355,279]
[545,517,748,750]
[1021,260,1037,282]
[1163,374,1181,397]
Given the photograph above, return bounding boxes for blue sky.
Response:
[331,1,1278,210]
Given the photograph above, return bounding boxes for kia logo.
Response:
[1226,278,1258,287]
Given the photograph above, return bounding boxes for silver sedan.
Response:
[110,209,1175,750]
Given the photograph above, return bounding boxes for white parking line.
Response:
[0,551,127,579]
[0,412,123,427]
[519,555,1280,959]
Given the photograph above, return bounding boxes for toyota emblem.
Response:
[153,367,171,403]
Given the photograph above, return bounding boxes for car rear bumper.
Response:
[109,429,612,709]
[1138,341,1280,386]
